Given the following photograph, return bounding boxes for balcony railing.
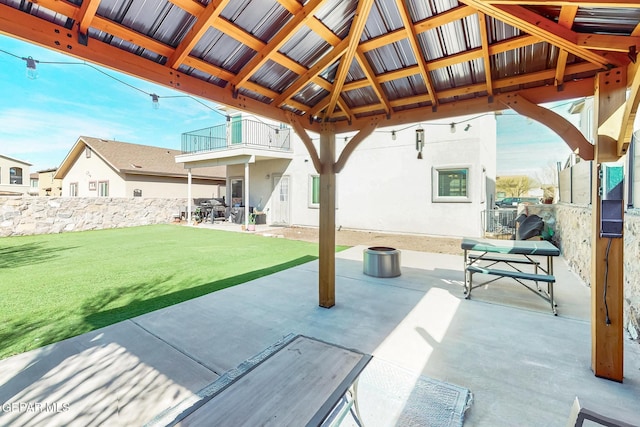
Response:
[181,119,291,154]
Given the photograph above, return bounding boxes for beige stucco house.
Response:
[0,154,31,196]
[36,168,63,196]
[55,136,226,198]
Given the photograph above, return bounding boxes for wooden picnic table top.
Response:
[174,335,371,426]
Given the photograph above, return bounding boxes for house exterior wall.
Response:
[61,150,125,197]
[224,113,497,237]
[60,147,222,198]
[0,155,31,195]
[38,169,63,196]
[124,174,223,199]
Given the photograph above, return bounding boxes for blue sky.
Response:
[1,33,576,177]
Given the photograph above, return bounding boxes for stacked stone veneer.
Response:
[0,197,186,237]
[523,203,640,339]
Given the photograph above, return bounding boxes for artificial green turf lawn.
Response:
[0,224,337,360]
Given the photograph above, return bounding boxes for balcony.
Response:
[181,119,291,155]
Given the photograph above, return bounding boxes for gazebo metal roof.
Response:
[1,0,638,137]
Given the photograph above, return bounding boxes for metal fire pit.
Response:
[363,247,401,278]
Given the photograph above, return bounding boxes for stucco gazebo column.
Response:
[319,123,336,308]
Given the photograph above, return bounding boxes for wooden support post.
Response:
[591,69,626,382]
[319,123,336,308]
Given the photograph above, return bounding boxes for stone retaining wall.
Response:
[523,203,640,339]
[0,196,185,237]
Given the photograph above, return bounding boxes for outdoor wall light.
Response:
[415,127,425,159]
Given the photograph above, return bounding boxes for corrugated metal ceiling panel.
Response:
[365,39,416,75]
[361,0,403,41]
[315,0,357,40]
[250,59,299,94]
[220,0,291,43]
[97,0,194,48]
[292,83,328,107]
[383,75,427,101]
[178,64,228,88]
[280,26,331,69]
[191,28,255,75]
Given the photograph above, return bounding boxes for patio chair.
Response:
[566,397,638,427]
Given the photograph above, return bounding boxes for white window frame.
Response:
[98,180,109,197]
[70,182,78,197]
[308,174,320,208]
[432,165,472,203]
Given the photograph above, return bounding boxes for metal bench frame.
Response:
[466,264,557,315]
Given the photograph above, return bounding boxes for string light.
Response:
[23,56,38,79]
[0,47,582,132]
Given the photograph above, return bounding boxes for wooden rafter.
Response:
[354,50,392,116]
[273,38,350,107]
[168,0,228,68]
[77,0,100,36]
[483,1,640,6]
[276,0,303,14]
[554,6,577,87]
[617,60,640,155]
[477,12,494,95]
[498,92,594,160]
[460,1,616,68]
[231,0,328,89]
[577,34,640,53]
[395,0,438,108]
[324,0,374,120]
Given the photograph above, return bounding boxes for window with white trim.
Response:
[432,166,471,203]
[70,182,78,197]
[309,175,320,208]
[98,181,109,197]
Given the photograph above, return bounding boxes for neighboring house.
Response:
[29,173,39,196]
[55,137,226,198]
[0,154,31,196]
[177,111,497,238]
[37,168,63,196]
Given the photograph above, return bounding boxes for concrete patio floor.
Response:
[1,244,639,426]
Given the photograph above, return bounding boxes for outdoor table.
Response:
[155,335,371,426]
[461,237,560,314]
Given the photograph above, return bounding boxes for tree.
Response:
[535,162,559,201]
[496,175,534,197]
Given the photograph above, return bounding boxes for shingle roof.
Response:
[0,154,32,166]
[58,137,225,180]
